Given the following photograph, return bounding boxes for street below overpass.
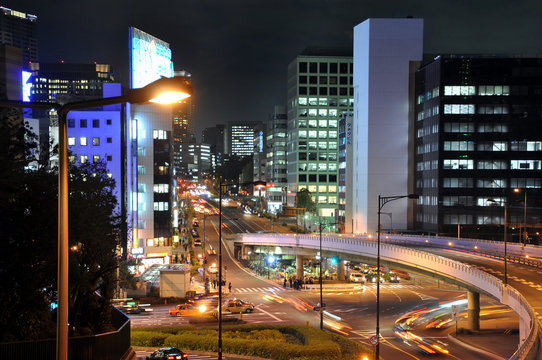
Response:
[131,201,520,360]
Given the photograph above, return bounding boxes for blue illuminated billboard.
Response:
[22,70,32,102]
[129,27,173,89]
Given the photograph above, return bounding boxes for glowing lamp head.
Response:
[149,91,191,104]
[199,305,207,313]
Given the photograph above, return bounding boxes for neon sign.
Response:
[130,27,173,89]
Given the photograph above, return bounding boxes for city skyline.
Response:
[9,0,542,137]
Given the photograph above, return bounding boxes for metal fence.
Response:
[0,306,131,360]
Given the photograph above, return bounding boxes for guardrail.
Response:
[0,306,131,360]
[237,233,541,360]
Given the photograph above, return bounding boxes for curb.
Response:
[133,346,271,360]
[447,333,505,360]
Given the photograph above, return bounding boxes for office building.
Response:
[265,105,288,214]
[128,27,176,264]
[187,143,211,181]
[286,47,353,220]
[338,111,353,232]
[228,121,260,157]
[202,124,226,171]
[414,55,542,241]
[65,83,123,214]
[28,62,115,165]
[350,18,424,233]
[172,70,194,177]
[0,6,38,68]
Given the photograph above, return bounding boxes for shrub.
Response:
[131,325,371,360]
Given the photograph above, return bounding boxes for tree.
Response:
[0,114,120,340]
[297,188,317,215]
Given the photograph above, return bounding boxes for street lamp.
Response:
[0,76,192,360]
[218,179,265,360]
[376,194,418,360]
[487,198,508,285]
[514,188,527,246]
[317,217,339,330]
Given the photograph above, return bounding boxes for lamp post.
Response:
[376,194,418,360]
[317,217,339,330]
[514,188,527,246]
[0,76,192,360]
[218,180,265,360]
[487,198,508,285]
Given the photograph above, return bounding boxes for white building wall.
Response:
[352,18,423,233]
[130,103,172,250]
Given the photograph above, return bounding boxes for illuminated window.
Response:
[80,137,87,146]
[443,141,474,151]
[93,156,100,163]
[308,131,317,139]
[478,85,510,96]
[477,161,507,170]
[318,131,327,139]
[152,129,167,139]
[299,130,307,139]
[308,120,317,128]
[318,185,327,192]
[80,155,88,164]
[444,86,476,96]
[328,120,338,128]
[443,159,473,170]
[308,185,317,192]
[318,109,327,117]
[510,141,542,151]
[510,160,541,170]
[443,104,475,114]
[68,155,75,163]
[68,137,75,146]
[92,137,100,146]
[298,97,307,105]
[328,185,337,192]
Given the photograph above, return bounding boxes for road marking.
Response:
[257,306,283,322]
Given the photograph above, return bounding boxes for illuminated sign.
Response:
[22,71,32,102]
[258,131,264,152]
[131,247,144,255]
[129,27,173,89]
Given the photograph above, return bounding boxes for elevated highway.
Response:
[232,233,542,360]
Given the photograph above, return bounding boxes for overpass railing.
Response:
[238,233,540,360]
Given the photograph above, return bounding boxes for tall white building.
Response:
[350,18,423,233]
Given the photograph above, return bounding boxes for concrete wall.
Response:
[160,269,190,298]
[351,18,423,234]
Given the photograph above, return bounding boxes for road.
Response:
[132,199,518,359]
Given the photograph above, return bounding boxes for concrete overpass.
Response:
[231,233,542,360]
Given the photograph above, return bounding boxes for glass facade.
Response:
[414,56,542,241]
[287,49,353,219]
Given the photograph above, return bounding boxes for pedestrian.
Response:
[228,282,232,293]
[289,277,293,288]
[283,278,287,288]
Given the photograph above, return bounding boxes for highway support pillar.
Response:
[337,259,345,281]
[296,255,304,280]
[467,291,480,331]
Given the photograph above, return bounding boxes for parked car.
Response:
[191,229,199,238]
[146,347,188,360]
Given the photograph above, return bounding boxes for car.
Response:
[192,220,199,227]
[146,347,188,360]
[193,239,202,246]
[169,303,195,317]
[366,273,384,283]
[349,272,365,283]
[191,229,199,238]
[387,272,400,283]
[221,299,255,314]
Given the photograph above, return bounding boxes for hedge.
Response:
[132,325,372,360]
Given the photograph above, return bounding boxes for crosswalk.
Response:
[234,286,286,293]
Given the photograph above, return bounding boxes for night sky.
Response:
[9,0,542,138]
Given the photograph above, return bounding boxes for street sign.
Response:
[369,335,379,346]
[451,305,459,320]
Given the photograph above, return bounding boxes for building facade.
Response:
[172,70,194,177]
[0,6,38,68]
[228,121,260,157]
[338,111,353,232]
[286,47,353,220]
[265,105,288,214]
[415,55,542,242]
[350,18,424,234]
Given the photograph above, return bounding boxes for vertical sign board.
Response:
[451,305,459,334]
